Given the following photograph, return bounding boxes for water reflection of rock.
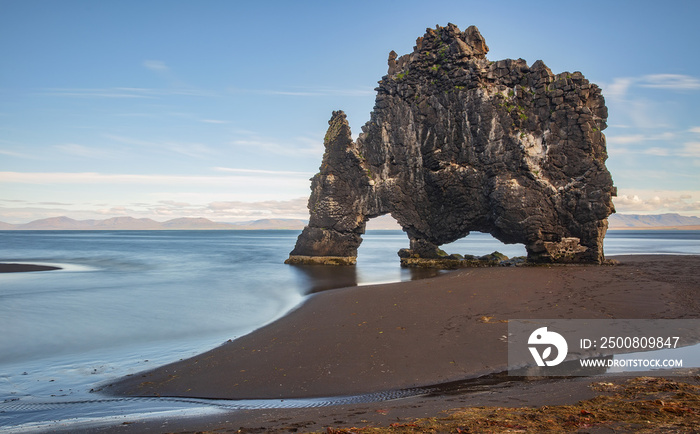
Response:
[292,265,358,294]
[292,265,442,295]
[0,263,62,273]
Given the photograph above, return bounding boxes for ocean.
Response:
[1,229,698,431]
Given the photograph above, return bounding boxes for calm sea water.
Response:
[0,229,698,431]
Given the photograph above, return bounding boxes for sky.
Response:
[1,0,699,224]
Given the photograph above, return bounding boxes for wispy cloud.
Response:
[642,147,670,156]
[604,74,700,100]
[95,206,132,215]
[230,136,323,157]
[607,129,700,160]
[140,59,219,98]
[680,142,700,158]
[605,77,634,100]
[607,132,672,157]
[39,86,216,98]
[606,134,646,145]
[204,197,308,218]
[39,87,156,99]
[614,190,700,213]
[229,86,375,98]
[606,132,675,146]
[158,200,193,208]
[0,148,35,159]
[167,142,218,159]
[143,60,169,72]
[143,59,180,87]
[55,143,122,159]
[38,201,73,206]
[212,167,314,176]
[0,171,311,190]
[0,197,310,224]
[639,74,700,91]
[126,197,309,220]
[201,119,229,124]
[602,74,699,132]
[104,134,218,159]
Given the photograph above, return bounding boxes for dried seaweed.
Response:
[320,377,700,434]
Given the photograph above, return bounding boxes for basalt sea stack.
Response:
[287,23,615,266]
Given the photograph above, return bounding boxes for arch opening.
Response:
[396,230,529,268]
[440,233,527,261]
[357,214,442,281]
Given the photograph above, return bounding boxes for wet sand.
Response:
[98,255,699,432]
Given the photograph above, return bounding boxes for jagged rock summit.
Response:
[287,24,616,266]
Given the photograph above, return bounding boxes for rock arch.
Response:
[286,24,615,266]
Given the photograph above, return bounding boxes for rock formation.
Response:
[287,23,616,266]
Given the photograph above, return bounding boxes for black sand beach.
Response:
[87,255,700,433]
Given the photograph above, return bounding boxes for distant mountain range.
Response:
[0,213,698,231]
[607,213,700,229]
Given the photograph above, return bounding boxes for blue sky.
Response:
[1,0,699,223]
